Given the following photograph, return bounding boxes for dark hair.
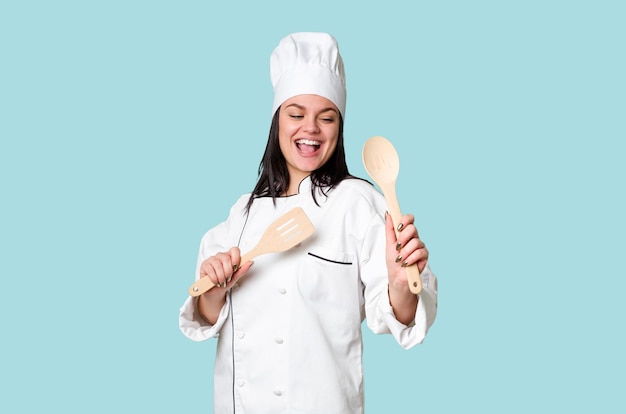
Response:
[245,108,354,212]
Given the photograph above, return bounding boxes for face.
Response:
[278,94,340,185]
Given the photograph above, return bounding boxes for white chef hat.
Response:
[270,32,346,118]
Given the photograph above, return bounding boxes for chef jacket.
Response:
[179,176,438,413]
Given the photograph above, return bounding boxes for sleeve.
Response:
[360,212,438,349]
[178,198,247,342]
[179,294,232,342]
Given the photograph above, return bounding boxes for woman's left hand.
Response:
[384,212,429,292]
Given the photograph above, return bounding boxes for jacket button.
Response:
[237,331,245,339]
[273,390,283,396]
[278,288,287,295]
[237,379,245,387]
[274,337,284,344]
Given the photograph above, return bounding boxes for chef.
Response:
[179,32,438,413]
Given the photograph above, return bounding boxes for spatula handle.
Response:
[383,185,423,295]
[189,277,216,297]
[187,250,260,297]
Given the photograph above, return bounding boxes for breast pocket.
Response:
[307,251,353,266]
[296,245,360,310]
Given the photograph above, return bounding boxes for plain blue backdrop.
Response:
[1,1,624,412]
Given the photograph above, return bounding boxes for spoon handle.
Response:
[382,183,423,295]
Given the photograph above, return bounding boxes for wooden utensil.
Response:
[362,136,422,294]
[188,207,315,297]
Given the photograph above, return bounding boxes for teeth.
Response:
[296,139,321,146]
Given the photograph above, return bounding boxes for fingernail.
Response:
[397,223,404,231]
[395,255,403,263]
[227,276,232,283]
[401,262,408,267]
[395,242,402,251]
[233,264,239,272]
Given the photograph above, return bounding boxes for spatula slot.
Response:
[277,217,296,231]
[282,229,303,243]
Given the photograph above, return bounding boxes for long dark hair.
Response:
[245,108,354,212]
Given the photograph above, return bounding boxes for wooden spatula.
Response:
[188,207,315,297]
[362,136,422,294]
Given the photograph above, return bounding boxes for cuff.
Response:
[178,295,230,342]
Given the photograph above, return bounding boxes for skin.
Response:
[197,94,428,326]
[384,213,428,324]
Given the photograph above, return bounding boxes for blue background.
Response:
[1,1,624,412]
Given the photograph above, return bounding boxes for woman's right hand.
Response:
[200,247,254,294]
[197,247,254,324]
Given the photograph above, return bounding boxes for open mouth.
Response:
[296,139,321,154]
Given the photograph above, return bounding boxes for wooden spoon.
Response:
[188,207,315,297]
[362,136,422,294]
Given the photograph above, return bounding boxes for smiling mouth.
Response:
[296,139,321,153]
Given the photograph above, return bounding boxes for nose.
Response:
[303,118,320,133]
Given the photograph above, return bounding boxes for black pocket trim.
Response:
[307,252,353,265]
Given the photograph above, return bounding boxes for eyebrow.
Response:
[284,103,338,114]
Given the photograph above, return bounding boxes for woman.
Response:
[179,32,438,413]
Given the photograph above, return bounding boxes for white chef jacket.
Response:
[179,176,438,413]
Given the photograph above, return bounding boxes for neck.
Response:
[284,174,309,196]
